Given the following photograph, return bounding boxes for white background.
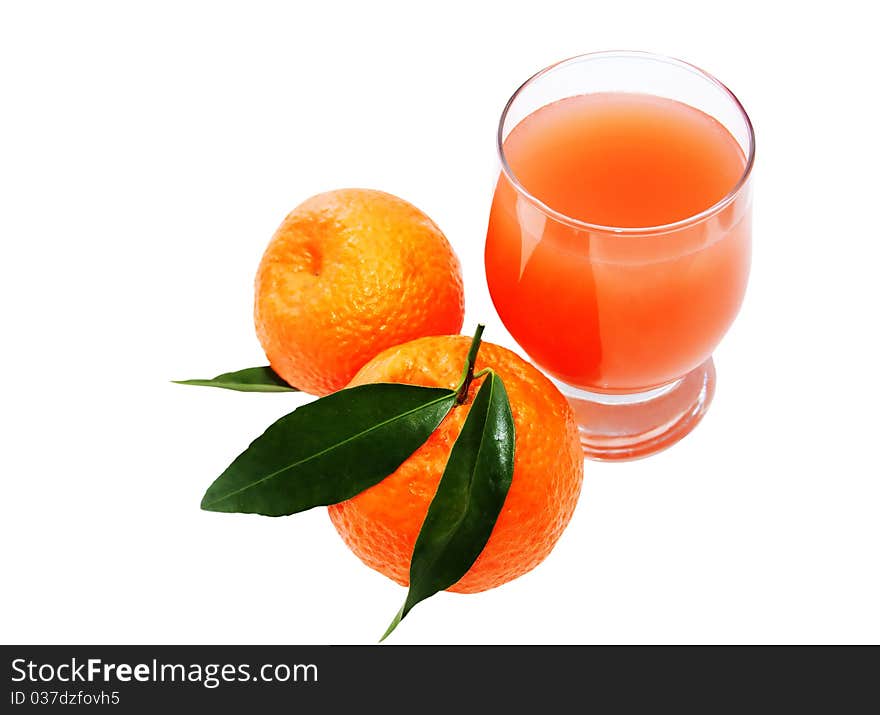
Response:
[2,1,878,645]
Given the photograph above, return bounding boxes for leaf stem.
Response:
[455,324,485,405]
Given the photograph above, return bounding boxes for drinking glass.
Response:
[485,52,754,460]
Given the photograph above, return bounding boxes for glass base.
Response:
[554,358,716,461]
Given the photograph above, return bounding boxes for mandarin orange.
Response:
[254,189,464,395]
[328,335,583,593]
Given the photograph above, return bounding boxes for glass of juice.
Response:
[485,51,754,460]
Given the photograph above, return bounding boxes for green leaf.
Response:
[201,383,456,516]
[382,371,515,641]
[173,366,297,392]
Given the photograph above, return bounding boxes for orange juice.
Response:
[485,92,751,391]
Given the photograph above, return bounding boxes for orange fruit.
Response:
[254,189,464,395]
[328,335,584,593]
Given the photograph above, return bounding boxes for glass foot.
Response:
[555,358,716,461]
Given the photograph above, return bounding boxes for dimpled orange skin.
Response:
[254,189,465,396]
[328,336,584,594]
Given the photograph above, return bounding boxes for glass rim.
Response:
[496,50,756,235]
